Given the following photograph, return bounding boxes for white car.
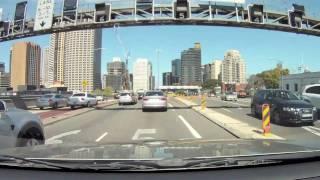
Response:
[68,93,98,109]
[302,84,320,114]
[96,96,104,102]
[119,92,137,105]
[221,92,238,101]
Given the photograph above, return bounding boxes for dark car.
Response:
[251,89,317,126]
[137,93,144,100]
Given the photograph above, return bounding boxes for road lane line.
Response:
[306,126,320,131]
[178,115,202,139]
[168,103,174,107]
[222,108,232,113]
[302,127,320,136]
[95,132,108,142]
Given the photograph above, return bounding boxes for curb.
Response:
[43,101,117,126]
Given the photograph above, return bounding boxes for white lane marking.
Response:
[46,130,81,144]
[178,115,202,139]
[222,108,232,113]
[172,109,176,112]
[168,103,174,107]
[95,132,108,142]
[132,129,156,140]
[302,126,320,136]
[306,126,320,131]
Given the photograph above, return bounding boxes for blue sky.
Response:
[1,0,320,79]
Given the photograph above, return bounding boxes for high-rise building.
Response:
[10,42,41,91]
[105,58,126,91]
[42,47,54,88]
[211,60,222,80]
[49,32,65,83]
[102,74,107,89]
[107,57,125,75]
[133,58,152,92]
[222,50,246,84]
[181,43,202,85]
[105,75,122,91]
[151,76,155,90]
[163,72,172,86]
[202,64,212,82]
[171,59,181,84]
[0,62,5,73]
[50,29,102,92]
[0,72,10,89]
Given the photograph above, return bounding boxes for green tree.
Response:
[103,87,114,97]
[92,89,103,96]
[202,79,221,90]
[256,66,289,89]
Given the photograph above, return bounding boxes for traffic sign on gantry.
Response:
[34,0,55,31]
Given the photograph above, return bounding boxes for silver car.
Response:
[0,101,45,149]
[142,91,168,112]
[36,94,68,110]
[68,93,98,109]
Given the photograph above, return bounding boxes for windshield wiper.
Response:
[182,157,280,169]
[0,155,76,170]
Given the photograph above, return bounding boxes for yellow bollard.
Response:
[201,95,207,110]
[262,104,271,136]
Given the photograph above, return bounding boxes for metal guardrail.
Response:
[1,1,320,42]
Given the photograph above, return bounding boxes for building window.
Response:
[286,84,290,90]
[294,84,298,92]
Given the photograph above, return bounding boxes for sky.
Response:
[1,0,320,83]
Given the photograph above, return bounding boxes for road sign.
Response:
[34,0,55,31]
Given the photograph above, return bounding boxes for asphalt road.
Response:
[190,96,320,148]
[44,98,236,145]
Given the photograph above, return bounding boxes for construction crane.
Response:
[113,23,131,90]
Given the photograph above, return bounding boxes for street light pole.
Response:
[156,49,161,90]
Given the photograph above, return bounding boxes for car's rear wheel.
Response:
[251,105,257,117]
[71,105,75,110]
[16,129,44,147]
[39,107,44,110]
[87,102,91,107]
[163,108,168,112]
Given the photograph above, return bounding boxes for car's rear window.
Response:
[73,93,85,97]
[145,92,164,96]
[120,93,130,96]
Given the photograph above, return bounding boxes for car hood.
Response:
[276,99,313,108]
[0,139,319,160]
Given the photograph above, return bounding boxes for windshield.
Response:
[1,0,320,172]
[274,91,299,100]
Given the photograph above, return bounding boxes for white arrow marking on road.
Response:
[95,132,108,142]
[178,115,202,139]
[46,130,81,145]
[132,129,156,140]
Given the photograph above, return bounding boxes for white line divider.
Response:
[302,126,320,137]
[178,115,202,139]
[168,103,174,107]
[222,108,232,113]
[95,132,109,142]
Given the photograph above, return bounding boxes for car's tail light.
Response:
[161,97,167,101]
[81,98,85,101]
[143,97,148,101]
[48,99,53,102]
